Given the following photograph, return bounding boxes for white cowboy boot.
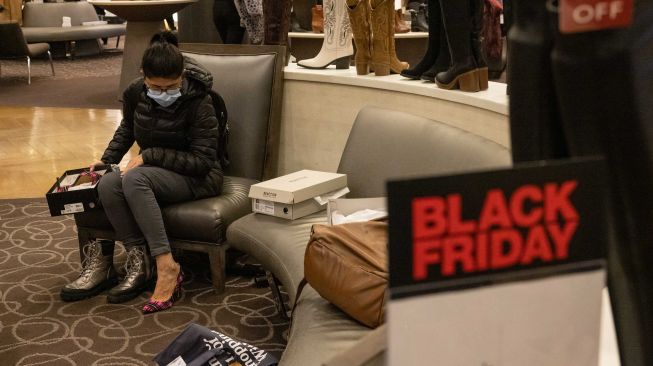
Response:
[298,0,354,69]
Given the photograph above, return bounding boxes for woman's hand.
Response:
[89,160,104,172]
[121,155,144,176]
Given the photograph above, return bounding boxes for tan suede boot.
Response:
[347,0,372,75]
[370,0,391,76]
[386,2,409,73]
[370,0,409,76]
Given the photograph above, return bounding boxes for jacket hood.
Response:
[183,56,213,93]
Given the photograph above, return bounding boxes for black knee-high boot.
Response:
[263,0,293,63]
[551,2,653,365]
[507,0,567,162]
[470,0,488,90]
[263,0,292,46]
[435,0,480,91]
[401,0,450,80]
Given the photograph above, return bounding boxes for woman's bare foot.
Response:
[151,253,181,301]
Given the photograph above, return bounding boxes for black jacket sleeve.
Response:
[101,84,139,164]
[141,95,219,176]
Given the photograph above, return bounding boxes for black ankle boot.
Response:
[293,0,317,32]
[291,12,309,32]
[415,3,429,31]
[407,1,429,32]
[435,0,480,92]
[107,245,154,303]
[401,0,450,80]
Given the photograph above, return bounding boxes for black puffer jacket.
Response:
[101,57,223,199]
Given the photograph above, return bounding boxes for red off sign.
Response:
[560,0,633,34]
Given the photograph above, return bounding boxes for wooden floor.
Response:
[0,106,138,199]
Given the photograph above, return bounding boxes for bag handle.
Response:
[284,278,309,333]
[292,278,308,313]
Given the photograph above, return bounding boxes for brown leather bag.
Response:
[296,220,388,328]
[311,4,324,33]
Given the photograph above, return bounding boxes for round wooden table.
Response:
[89,0,198,97]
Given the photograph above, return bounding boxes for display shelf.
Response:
[289,31,429,66]
[284,62,508,115]
[288,31,428,39]
[278,63,509,176]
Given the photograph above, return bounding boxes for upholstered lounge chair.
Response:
[0,21,54,84]
[73,44,285,293]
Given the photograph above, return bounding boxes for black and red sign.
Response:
[387,158,609,299]
[559,0,633,34]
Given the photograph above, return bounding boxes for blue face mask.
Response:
[147,88,182,107]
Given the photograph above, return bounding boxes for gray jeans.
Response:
[97,166,194,257]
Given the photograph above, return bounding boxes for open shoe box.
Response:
[45,164,116,217]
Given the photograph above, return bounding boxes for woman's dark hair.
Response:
[141,31,184,78]
[150,31,179,47]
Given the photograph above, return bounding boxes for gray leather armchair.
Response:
[74,44,285,293]
[227,106,513,365]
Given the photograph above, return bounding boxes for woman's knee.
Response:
[97,171,123,200]
[121,168,153,197]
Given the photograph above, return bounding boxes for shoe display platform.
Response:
[289,31,429,67]
[278,62,508,176]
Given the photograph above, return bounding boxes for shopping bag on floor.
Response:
[154,323,278,366]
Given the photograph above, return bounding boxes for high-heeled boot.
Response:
[60,239,118,302]
[394,8,410,33]
[435,0,480,91]
[298,0,353,69]
[263,0,292,63]
[370,0,408,76]
[408,1,429,32]
[369,0,391,75]
[386,1,409,73]
[294,0,317,32]
[346,0,372,75]
[419,26,450,81]
[401,0,450,80]
[550,1,653,362]
[507,0,565,162]
[471,0,488,90]
[107,245,154,303]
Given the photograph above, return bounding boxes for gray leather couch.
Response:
[21,2,125,57]
[227,106,512,365]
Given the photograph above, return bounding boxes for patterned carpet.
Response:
[0,38,123,109]
[0,198,289,366]
[0,51,122,82]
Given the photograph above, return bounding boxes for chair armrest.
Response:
[323,324,387,366]
[75,175,258,244]
[163,176,257,243]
